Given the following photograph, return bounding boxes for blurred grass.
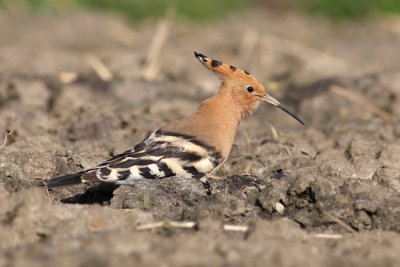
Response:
[78,0,247,21]
[303,0,400,20]
[2,0,400,21]
[0,0,247,21]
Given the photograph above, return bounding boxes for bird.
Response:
[46,51,304,189]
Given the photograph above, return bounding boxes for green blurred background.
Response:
[1,0,400,21]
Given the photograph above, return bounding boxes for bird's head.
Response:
[194,51,304,125]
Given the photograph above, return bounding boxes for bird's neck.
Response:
[161,86,246,159]
[197,88,243,123]
[187,88,244,158]
[160,90,243,159]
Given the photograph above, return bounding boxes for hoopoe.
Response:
[46,52,304,188]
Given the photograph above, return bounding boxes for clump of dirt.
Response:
[1,10,400,266]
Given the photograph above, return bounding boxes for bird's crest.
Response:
[194,51,305,125]
[194,51,251,80]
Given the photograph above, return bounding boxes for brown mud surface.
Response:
[1,10,400,266]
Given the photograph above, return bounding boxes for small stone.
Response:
[275,202,285,214]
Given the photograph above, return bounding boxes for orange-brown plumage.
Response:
[46,51,304,189]
[161,89,241,160]
[162,51,303,160]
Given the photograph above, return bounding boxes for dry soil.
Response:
[1,10,400,267]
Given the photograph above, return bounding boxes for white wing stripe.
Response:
[161,158,191,178]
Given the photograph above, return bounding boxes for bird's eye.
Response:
[246,86,254,93]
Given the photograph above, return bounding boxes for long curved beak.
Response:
[262,94,305,126]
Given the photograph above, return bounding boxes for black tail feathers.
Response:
[46,172,86,188]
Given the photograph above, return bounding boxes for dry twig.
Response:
[58,72,78,84]
[142,19,170,81]
[323,212,356,233]
[137,221,197,231]
[283,145,292,158]
[86,54,113,81]
[269,124,279,139]
[223,224,249,232]
[314,233,343,239]
[242,131,252,147]
[330,85,394,121]
[0,130,13,150]
[262,34,351,69]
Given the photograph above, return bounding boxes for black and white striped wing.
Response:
[92,130,223,184]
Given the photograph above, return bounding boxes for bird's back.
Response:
[80,129,224,185]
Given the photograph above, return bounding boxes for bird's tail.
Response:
[46,170,96,188]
